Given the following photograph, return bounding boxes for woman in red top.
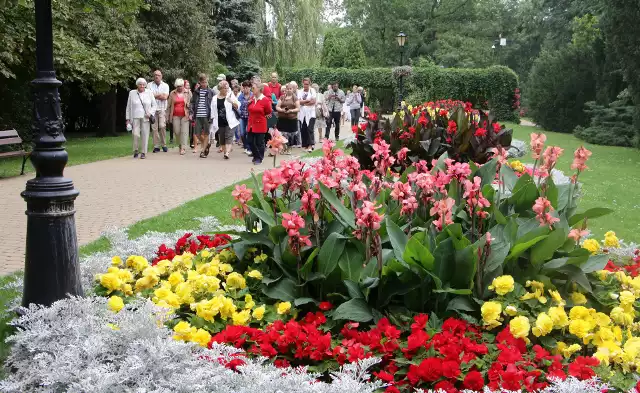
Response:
[167,79,192,155]
[246,83,273,165]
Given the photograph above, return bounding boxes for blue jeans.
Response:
[240,118,250,150]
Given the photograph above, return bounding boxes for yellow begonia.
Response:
[244,294,255,310]
[100,273,123,292]
[532,312,553,337]
[509,316,530,339]
[557,342,582,358]
[115,268,134,283]
[226,272,246,290]
[172,254,193,270]
[520,281,547,304]
[107,296,124,312]
[135,275,159,292]
[481,301,502,329]
[620,291,636,306]
[248,270,263,280]
[582,239,600,254]
[548,306,569,328]
[168,271,185,287]
[488,275,515,296]
[597,270,610,281]
[126,255,149,272]
[194,295,236,322]
[570,292,587,305]
[604,231,620,248]
[509,160,525,172]
[173,321,195,341]
[254,253,268,263]
[548,290,565,306]
[174,282,195,304]
[252,305,266,320]
[232,310,251,326]
[152,287,180,309]
[594,312,611,327]
[569,319,592,339]
[111,256,123,266]
[155,259,172,275]
[610,306,634,326]
[277,301,292,315]
[201,249,211,259]
[192,328,211,347]
[504,305,518,316]
[593,327,616,347]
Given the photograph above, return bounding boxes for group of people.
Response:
[125,70,366,164]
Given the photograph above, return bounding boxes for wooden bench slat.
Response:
[0,137,23,145]
[0,130,19,138]
[0,150,27,158]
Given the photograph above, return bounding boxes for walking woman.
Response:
[276,83,300,155]
[347,84,362,127]
[167,78,192,155]
[210,81,240,160]
[126,77,157,159]
[312,83,327,144]
[246,83,273,165]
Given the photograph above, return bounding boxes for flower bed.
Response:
[3,131,640,392]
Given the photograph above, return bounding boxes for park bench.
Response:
[0,129,30,175]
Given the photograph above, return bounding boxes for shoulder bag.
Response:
[138,92,155,124]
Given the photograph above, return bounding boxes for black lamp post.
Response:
[21,0,82,307]
[396,32,407,109]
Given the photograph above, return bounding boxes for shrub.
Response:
[574,90,637,147]
[283,66,519,121]
[321,29,367,69]
[527,46,598,133]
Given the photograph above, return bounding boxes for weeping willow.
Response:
[251,0,324,69]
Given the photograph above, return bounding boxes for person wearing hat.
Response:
[125,77,157,159]
[213,74,225,95]
[167,78,193,155]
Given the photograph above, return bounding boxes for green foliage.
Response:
[527,45,598,133]
[603,0,640,142]
[320,29,366,69]
[574,90,637,147]
[571,14,601,49]
[138,0,217,82]
[284,66,519,121]
[229,58,262,83]
[211,0,259,66]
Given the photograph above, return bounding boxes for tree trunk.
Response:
[97,88,117,137]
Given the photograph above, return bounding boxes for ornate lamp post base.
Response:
[21,0,82,307]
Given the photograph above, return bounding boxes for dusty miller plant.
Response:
[0,296,383,393]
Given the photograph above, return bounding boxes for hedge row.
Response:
[283,65,519,121]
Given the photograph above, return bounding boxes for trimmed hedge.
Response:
[283,65,519,121]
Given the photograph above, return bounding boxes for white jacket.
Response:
[210,93,240,131]
[126,89,157,121]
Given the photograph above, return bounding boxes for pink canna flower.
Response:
[262,168,286,194]
[267,129,288,154]
[490,146,508,166]
[354,201,384,235]
[231,205,249,220]
[390,181,413,201]
[568,228,590,242]
[446,160,472,181]
[322,139,336,156]
[349,181,368,201]
[282,211,305,236]
[372,139,395,174]
[541,146,564,175]
[430,197,455,231]
[530,133,547,160]
[232,184,253,205]
[400,196,419,216]
[397,147,410,162]
[463,177,491,218]
[532,197,560,228]
[571,146,592,173]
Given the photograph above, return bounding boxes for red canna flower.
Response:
[318,301,333,311]
[474,127,487,137]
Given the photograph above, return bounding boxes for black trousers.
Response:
[325,111,341,140]
[248,132,265,162]
[300,118,316,148]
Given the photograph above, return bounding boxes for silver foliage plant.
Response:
[0,296,383,393]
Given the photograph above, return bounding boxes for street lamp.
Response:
[396,32,407,109]
[21,0,82,306]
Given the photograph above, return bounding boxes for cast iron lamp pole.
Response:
[21,0,82,307]
[396,32,407,109]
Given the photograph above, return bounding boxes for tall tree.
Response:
[210,0,259,67]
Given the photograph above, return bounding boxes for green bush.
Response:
[283,65,519,121]
[527,46,598,133]
[574,90,637,147]
[321,29,367,69]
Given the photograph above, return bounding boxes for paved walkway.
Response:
[0,124,353,275]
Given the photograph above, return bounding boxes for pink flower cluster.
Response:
[533,197,559,228]
[354,201,384,239]
[530,133,547,160]
[463,177,490,219]
[571,146,592,173]
[282,212,311,254]
[231,184,253,219]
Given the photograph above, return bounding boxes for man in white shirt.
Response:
[297,77,316,152]
[149,70,170,152]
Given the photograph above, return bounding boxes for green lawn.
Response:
[0,133,133,178]
[506,122,640,241]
